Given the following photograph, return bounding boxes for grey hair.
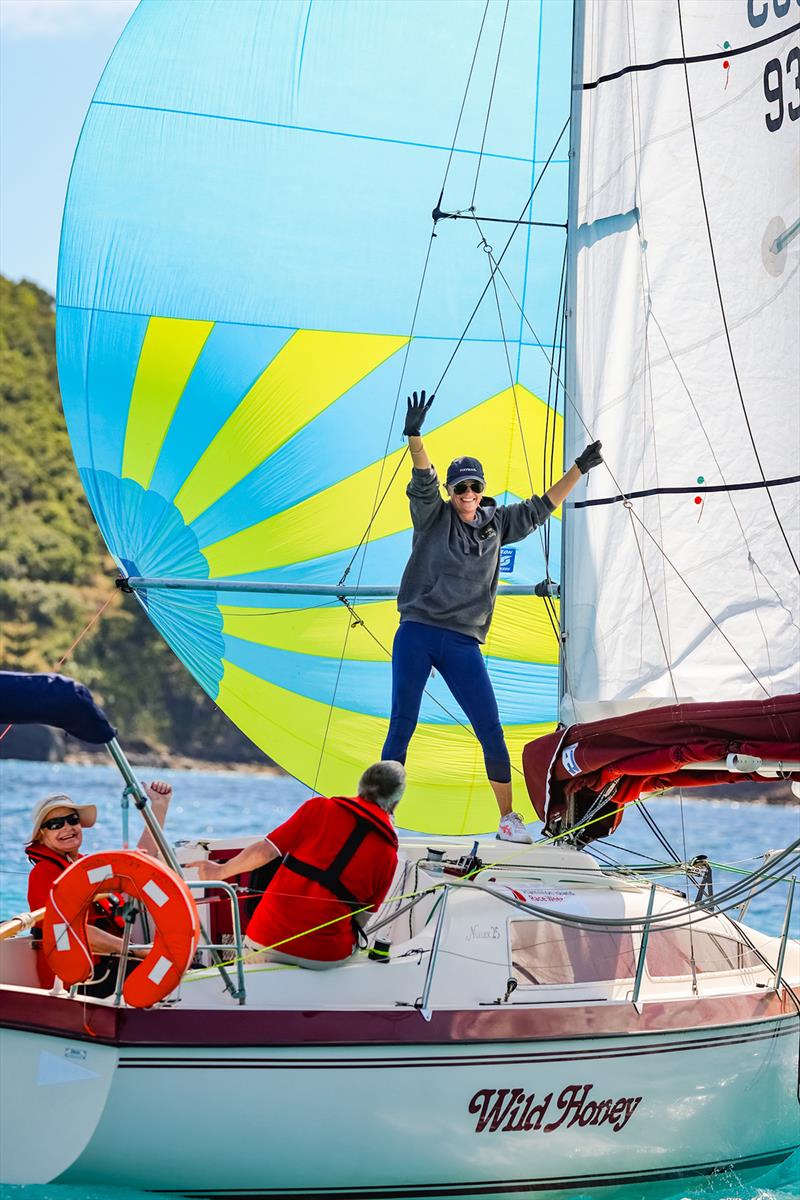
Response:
[357,761,406,813]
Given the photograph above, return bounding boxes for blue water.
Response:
[1,759,798,1200]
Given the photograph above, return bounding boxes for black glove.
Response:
[575,440,603,474]
[403,390,434,437]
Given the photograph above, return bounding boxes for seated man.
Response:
[26,782,172,994]
[191,761,405,969]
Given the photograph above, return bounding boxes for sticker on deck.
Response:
[499,885,576,906]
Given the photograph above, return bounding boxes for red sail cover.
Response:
[522,695,800,839]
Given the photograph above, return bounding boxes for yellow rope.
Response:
[183,793,661,981]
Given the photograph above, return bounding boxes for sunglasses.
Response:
[453,480,485,495]
[40,812,81,832]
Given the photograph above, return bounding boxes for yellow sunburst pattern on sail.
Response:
[202,384,562,576]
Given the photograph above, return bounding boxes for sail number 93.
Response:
[763,47,800,131]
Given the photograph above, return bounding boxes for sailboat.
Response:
[1,0,799,1195]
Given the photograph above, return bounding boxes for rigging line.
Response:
[542,242,568,570]
[477,218,562,655]
[0,589,118,745]
[337,595,527,779]
[624,502,680,706]
[647,307,786,674]
[485,255,774,696]
[648,304,793,533]
[339,116,571,594]
[470,0,510,210]
[648,311,800,651]
[432,116,570,398]
[221,601,341,619]
[540,591,561,649]
[548,301,567,506]
[477,222,534,494]
[339,234,433,583]
[626,509,770,698]
[337,452,410,587]
[437,213,567,230]
[337,0,492,594]
[313,596,361,789]
[440,0,492,198]
[542,245,568,488]
[600,840,673,867]
[636,799,682,865]
[676,0,799,577]
[583,19,800,90]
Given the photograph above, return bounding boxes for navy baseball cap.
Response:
[446,456,485,488]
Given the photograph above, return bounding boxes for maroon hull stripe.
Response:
[119,1021,797,1069]
[1,985,796,1048]
[160,1147,796,1197]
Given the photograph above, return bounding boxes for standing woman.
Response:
[381,391,603,842]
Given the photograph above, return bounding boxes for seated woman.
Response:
[25,782,172,995]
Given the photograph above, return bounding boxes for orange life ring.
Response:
[42,850,200,1007]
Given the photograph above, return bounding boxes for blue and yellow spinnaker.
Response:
[56,0,571,833]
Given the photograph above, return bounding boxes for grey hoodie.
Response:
[397,466,554,643]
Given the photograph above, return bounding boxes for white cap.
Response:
[29,794,97,844]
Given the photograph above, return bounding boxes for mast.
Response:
[560,0,585,721]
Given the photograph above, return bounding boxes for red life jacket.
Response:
[281,796,398,936]
[25,844,125,936]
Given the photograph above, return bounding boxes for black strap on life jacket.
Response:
[283,816,372,910]
[281,800,394,934]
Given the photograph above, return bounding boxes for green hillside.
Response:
[0,276,269,764]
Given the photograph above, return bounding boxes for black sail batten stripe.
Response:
[582,21,800,90]
[572,475,800,510]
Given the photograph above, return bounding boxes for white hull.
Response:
[69,1025,800,1196]
[3,837,798,1196]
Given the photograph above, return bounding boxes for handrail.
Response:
[415,888,449,1022]
[105,737,240,1001]
[631,884,656,1013]
[773,877,796,993]
[187,879,247,1004]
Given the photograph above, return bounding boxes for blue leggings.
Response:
[381,621,511,783]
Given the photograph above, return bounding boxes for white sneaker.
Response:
[496,812,533,844]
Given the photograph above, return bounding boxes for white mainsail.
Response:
[562,0,800,723]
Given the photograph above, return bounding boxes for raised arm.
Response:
[137,780,172,858]
[544,441,603,509]
[404,390,433,470]
[501,442,604,544]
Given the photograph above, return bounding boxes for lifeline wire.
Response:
[182,837,799,980]
[180,782,800,980]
